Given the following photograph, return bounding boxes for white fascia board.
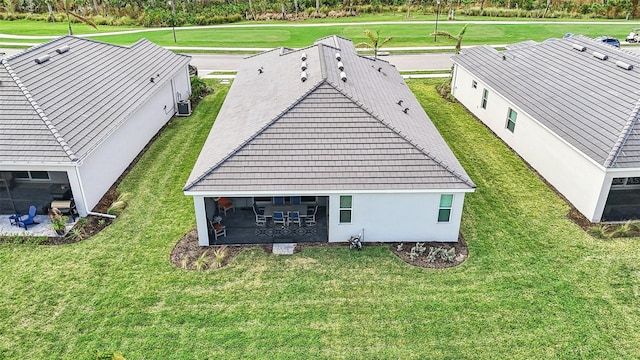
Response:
[184,188,475,197]
[605,167,640,173]
[0,161,80,169]
[457,64,607,172]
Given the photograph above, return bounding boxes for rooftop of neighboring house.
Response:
[0,36,190,164]
[452,35,640,168]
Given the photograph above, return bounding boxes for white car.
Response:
[626,28,640,43]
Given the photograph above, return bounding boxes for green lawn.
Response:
[2,18,640,48]
[1,79,639,358]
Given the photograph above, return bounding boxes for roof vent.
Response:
[593,51,608,60]
[301,71,308,82]
[150,77,155,83]
[336,52,341,61]
[258,67,263,74]
[403,108,409,114]
[340,71,347,82]
[378,67,382,72]
[55,45,70,54]
[502,54,506,61]
[34,55,50,64]
[616,60,633,70]
[301,61,307,71]
[337,61,344,71]
[572,43,586,52]
[397,100,403,106]
[301,52,307,61]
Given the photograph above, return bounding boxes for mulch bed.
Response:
[170,228,469,270]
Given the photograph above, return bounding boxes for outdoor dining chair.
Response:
[217,197,235,215]
[288,211,301,227]
[305,205,318,226]
[273,211,286,227]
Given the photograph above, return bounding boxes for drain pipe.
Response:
[87,211,116,219]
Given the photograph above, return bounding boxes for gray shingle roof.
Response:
[452,35,640,168]
[185,36,474,192]
[0,36,190,164]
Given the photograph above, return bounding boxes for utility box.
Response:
[177,100,192,117]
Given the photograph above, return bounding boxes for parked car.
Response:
[626,28,640,43]
[595,36,621,47]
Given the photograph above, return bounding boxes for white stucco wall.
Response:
[327,192,467,243]
[452,65,608,222]
[77,69,191,215]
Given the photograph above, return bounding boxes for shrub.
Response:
[194,250,209,271]
[211,246,228,268]
[190,76,210,101]
[107,192,130,216]
[589,224,609,239]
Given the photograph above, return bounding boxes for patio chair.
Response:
[217,197,235,216]
[253,203,267,226]
[273,197,285,205]
[213,223,226,240]
[288,211,301,227]
[291,196,301,205]
[305,205,318,226]
[273,211,286,227]
[16,205,38,230]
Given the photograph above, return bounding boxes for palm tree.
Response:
[355,29,393,59]
[431,24,469,96]
[431,23,469,56]
[59,0,97,35]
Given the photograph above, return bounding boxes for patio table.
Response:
[264,204,307,218]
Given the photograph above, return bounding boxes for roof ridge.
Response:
[605,97,640,167]
[324,80,475,188]
[1,58,78,162]
[184,79,328,191]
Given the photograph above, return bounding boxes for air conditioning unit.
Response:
[176,100,191,117]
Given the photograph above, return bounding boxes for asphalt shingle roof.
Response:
[452,35,640,168]
[185,36,474,192]
[0,36,190,164]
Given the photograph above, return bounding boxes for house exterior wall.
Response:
[327,192,466,243]
[452,65,607,222]
[77,69,191,215]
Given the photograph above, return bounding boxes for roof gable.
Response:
[188,83,472,192]
[452,35,640,168]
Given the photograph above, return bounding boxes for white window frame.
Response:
[506,108,518,133]
[438,194,454,223]
[339,195,352,224]
[481,89,488,109]
[13,171,50,182]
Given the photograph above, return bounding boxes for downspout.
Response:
[170,78,177,114]
[74,165,116,219]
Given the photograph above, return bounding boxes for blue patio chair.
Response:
[288,211,301,226]
[273,211,286,227]
[291,196,301,205]
[16,205,38,230]
[273,197,285,205]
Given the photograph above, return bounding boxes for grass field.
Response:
[2,18,640,49]
[0,79,639,358]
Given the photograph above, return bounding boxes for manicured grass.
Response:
[2,18,640,48]
[1,79,640,358]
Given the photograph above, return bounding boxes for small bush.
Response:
[211,246,228,268]
[107,192,130,216]
[194,250,209,271]
[589,225,609,239]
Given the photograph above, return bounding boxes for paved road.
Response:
[3,46,640,71]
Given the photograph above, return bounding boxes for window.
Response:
[481,89,488,109]
[627,177,640,185]
[339,195,352,223]
[612,178,626,186]
[472,80,477,89]
[438,194,453,223]
[13,171,50,181]
[506,108,518,133]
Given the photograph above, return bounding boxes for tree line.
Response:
[1,0,638,27]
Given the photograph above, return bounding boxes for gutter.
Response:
[87,211,116,219]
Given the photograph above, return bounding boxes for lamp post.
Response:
[434,0,441,42]
[168,0,177,43]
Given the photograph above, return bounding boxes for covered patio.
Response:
[205,197,328,245]
[0,171,73,215]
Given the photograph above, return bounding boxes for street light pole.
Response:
[434,0,441,42]
[169,0,177,43]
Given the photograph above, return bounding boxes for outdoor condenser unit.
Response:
[177,100,192,117]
